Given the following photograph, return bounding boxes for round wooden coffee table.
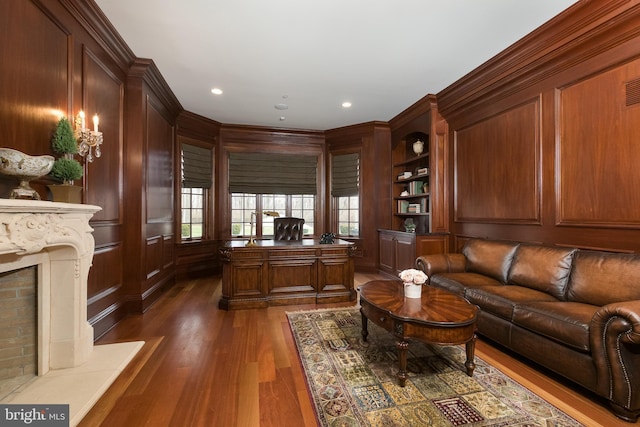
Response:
[359,280,479,387]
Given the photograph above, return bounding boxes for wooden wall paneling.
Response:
[430,112,449,233]
[163,234,174,270]
[87,244,123,339]
[145,236,162,281]
[0,1,70,199]
[454,98,541,223]
[325,122,391,273]
[81,48,124,218]
[361,124,391,271]
[122,58,181,313]
[437,1,632,126]
[57,0,134,336]
[175,111,220,278]
[121,65,146,314]
[145,98,174,223]
[79,47,127,337]
[557,59,640,228]
[141,78,177,309]
[438,1,640,253]
[0,1,133,337]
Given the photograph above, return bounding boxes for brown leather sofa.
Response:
[416,238,640,422]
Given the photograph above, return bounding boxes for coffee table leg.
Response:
[396,340,409,387]
[361,311,368,342]
[465,334,477,376]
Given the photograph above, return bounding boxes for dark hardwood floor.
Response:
[80,272,634,426]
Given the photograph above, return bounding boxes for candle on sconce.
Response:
[79,110,85,129]
[93,114,99,132]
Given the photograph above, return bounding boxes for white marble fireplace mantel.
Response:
[0,200,143,426]
[0,199,101,372]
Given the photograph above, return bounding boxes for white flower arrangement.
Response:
[399,268,428,285]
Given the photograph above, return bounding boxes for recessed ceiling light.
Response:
[279,116,286,121]
[211,88,223,95]
[275,103,288,110]
[342,101,352,108]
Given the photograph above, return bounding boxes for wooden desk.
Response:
[219,239,355,310]
[359,280,478,386]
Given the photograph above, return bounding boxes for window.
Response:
[231,193,256,236]
[332,153,360,237]
[336,195,359,236]
[181,188,204,239]
[180,142,212,240]
[231,193,315,238]
[291,194,315,235]
[228,152,318,239]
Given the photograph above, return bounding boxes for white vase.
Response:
[404,282,422,298]
[412,140,424,155]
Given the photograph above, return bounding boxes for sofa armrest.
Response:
[590,300,640,411]
[415,253,466,281]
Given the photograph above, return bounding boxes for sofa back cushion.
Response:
[462,239,519,283]
[507,245,576,300]
[567,250,640,305]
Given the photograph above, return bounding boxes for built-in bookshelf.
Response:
[393,133,430,232]
[378,94,449,278]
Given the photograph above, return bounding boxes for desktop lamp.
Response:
[246,211,280,246]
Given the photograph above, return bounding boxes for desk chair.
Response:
[273,217,305,241]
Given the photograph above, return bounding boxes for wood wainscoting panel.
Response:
[87,243,124,339]
[0,1,69,199]
[146,98,175,224]
[558,59,640,228]
[454,98,541,224]
[81,48,124,220]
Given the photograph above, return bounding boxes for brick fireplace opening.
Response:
[0,266,37,400]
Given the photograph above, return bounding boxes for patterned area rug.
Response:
[287,307,584,427]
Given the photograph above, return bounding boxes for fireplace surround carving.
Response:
[0,199,101,374]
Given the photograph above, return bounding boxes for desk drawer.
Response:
[361,303,394,332]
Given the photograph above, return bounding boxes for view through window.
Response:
[231,193,315,237]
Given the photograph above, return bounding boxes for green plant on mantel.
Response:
[50,117,83,185]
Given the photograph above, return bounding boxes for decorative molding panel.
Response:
[454,98,541,224]
[557,59,640,228]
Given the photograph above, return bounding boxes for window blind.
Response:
[181,143,213,188]
[228,152,317,194]
[331,153,359,197]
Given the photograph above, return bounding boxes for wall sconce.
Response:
[74,111,103,162]
[246,211,280,246]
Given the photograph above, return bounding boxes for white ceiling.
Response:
[95,0,578,131]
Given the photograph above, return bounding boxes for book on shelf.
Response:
[397,200,409,213]
[420,198,428,212]
[397,171,412,180]
[416,167,429,176]
[408,180,423,195]
[408,203,421,213]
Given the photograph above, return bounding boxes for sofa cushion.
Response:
[507,245,577,300]
[466,285,558,321]
[512,301,596,352]
[430,273,502,297]
[462,239,520,283]
[567,251,640,306]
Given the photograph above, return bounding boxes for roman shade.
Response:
[228,152,317,194]
[182,143,213,188]
[331,153,359,197]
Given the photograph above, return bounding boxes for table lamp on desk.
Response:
[246,210,280,246]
